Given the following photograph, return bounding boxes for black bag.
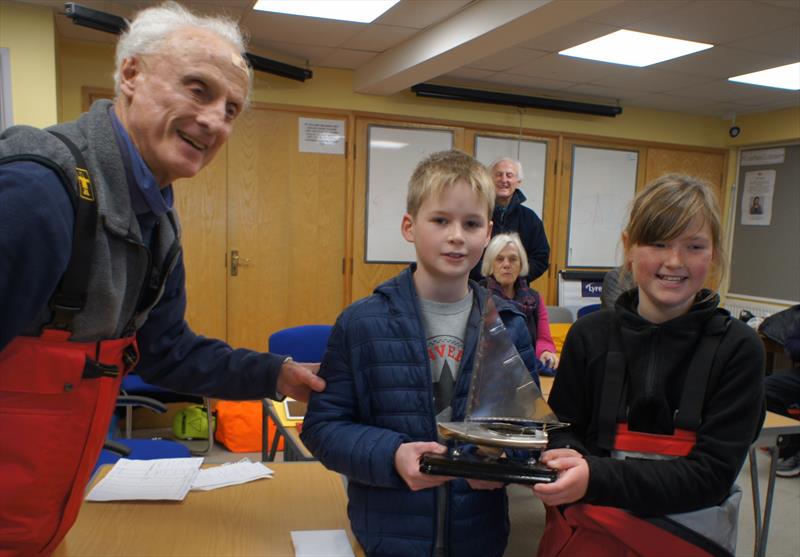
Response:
[758,304,800,347]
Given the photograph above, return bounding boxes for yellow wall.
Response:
[0,1,57,127]
[58,39,116,122]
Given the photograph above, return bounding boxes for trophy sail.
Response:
[422,296,566,483]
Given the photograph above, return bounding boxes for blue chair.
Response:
[577,303,602,318]
[268,325,333,363]
[120,372,213,455]
[262,325,333,462]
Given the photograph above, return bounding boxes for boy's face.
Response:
[401,179,491,301]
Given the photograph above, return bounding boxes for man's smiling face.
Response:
[117,27,249,186]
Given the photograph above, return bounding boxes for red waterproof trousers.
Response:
[0,330,137,556]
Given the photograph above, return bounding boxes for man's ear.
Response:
[400,213,415,243]
[118,57,141,99]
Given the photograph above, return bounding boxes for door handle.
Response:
[230,250,251,276]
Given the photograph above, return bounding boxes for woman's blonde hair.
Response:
[481,233,529,278]
[624,174,726,285]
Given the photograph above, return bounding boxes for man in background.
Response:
[0,2,323,554]
[471,157,550,283]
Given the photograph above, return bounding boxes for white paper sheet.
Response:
[291,530,355,557]
[191,459,273,491]
[86,457,203,501]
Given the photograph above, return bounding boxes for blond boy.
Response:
[302,150,541,557]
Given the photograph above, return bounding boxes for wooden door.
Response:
[173,152,228,340]
[226,107,347,351]
[644,147,727,204]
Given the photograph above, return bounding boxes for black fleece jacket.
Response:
[548,290,765,516]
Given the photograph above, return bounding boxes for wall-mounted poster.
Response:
[741,170,775,226]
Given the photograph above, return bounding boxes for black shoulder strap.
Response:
[597,315,627,451]
[45,131,98,333]
[674,314,731,431]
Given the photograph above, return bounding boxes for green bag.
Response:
[173,405,214,440]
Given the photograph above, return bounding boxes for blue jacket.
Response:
[301,266,541,557]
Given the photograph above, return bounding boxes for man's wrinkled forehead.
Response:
[161,27,249,79]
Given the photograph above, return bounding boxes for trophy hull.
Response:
[438,421,550,449]
[420,451,557,485]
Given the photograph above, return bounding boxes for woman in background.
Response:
[481,233,559,369]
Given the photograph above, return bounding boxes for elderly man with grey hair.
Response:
[471,157,550,283]
[0,2,324,553]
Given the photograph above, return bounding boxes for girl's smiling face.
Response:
[627,215,713,323]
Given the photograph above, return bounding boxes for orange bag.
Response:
[214,401,283,452]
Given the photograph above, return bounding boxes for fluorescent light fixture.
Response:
[254,0,400,23]
[370,140,408,149]
[560,29,712,67]
[729,62,800,90]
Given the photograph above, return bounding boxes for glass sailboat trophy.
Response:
[420,297,568,484]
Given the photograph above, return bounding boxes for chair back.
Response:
[268,325,333,362]
[577,303,602,318]
[546,306,574,324]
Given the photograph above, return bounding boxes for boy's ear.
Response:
[483,220,493,248]
[400,213,415,243]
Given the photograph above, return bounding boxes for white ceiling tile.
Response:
[319,49,378,70]
[564,82,660,102]
[468,47,547,72]
[758,0,800,11]
[655,46,795,79]
[241,11,364,47]
[340,24,418,51]
[667,78,799,103]
[510,53,630,83]
[254,41,335,66]
[585,0,691,27]
[375,0,472,29]
[629,0,800,44]
[519,20,619,52]
[441,68,498,81]
[727,25,800,58]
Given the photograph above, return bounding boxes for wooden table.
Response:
[54,462,363,557]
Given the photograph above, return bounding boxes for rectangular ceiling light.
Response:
[729,62,800,90]
[254,0,400,23]
[559,29,712,67]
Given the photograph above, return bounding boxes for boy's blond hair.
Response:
[406,150,494,218]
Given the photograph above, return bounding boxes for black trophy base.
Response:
[420,451,557,485]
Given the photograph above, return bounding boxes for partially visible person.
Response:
[600,266,635,309]
[301,150,542,557]
[481,232,559,368]
[471,157,549,283]
[0,3,323,555]
[532,175,765,556]
[764,310,800,477]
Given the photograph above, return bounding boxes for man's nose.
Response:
[197,100,227,133]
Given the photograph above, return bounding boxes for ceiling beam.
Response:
[354,0,623,95]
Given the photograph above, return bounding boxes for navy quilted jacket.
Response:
[301,266,541,557]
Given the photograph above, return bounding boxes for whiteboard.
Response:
[567,146,638,267]
[366,126,453,262]
[474,135,547,218]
